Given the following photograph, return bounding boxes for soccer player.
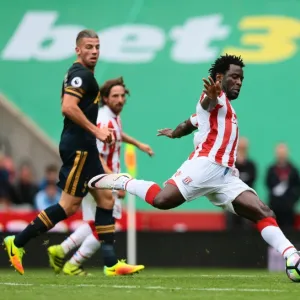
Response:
[48,77,153,275]
[3,29,143,276]
[89,54,299,274]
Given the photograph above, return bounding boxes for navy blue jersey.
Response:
[60,62,100,150]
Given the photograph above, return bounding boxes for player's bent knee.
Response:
[153,184,186,210]
[153,194,185,210]
[153,196,173,210]
[254,201,276,221]
[59,202,80,217]
[59,192,82,216]
[89,189,114,210]
[260,205,276,220]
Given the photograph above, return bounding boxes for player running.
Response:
[3,30,143,276]
[48,77,153,275]
[89,54,299,277]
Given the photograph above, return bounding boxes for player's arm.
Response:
[98,154,113,174]
[157,117,197,139]
[121,132,154,156]
[62,95,99,135]
[96,124,114,173]
[63,72,112,143]
[201,76,221,111]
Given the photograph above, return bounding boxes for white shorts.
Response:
[170,157,256,210]
[82,194,97,221]
[81,193,122,221]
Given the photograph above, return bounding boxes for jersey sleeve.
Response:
[189,113,198,128]
[63,69,91,100]
[199,91,225,111]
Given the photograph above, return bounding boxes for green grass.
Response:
[0,268,299,300]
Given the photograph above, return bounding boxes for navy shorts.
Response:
[57,146,104,197]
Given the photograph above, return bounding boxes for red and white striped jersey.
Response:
[189,91,239,168]
[96,105,122,173]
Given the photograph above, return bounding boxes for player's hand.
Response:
[108,128,115,144]
[138,143,154,156]
[95,126,114,143]
[203,76,221,101]
[157,128,174,139]
[118,190,126,199]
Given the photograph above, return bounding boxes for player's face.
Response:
[76,37,100,69]
[222,64,244,100]
[106,85,126,115]
[276,144,288,164]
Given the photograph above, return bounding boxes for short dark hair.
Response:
[99,77,130,105]
[76,29,98,45]
[209,54,245,81]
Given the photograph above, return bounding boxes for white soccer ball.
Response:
[286,252,300,282]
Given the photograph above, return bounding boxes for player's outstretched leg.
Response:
[3,191,81,275]
[47,220,95,274]
[89,174,186,210]
[232,191,297,260]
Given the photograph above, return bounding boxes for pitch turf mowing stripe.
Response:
[0,283,285,292]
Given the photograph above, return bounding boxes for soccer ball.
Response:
[286,252,300,282]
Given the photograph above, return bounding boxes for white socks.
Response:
[69,233,101,266]
[257,217,296,259]
[126,179,161,205]
[61,222,93,255]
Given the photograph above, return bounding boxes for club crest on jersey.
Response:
[182,176,193,185]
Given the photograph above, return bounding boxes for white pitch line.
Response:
[144,274,269,278]
[0,282,284,292]
[1,283,32,286]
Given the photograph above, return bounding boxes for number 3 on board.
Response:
[224,16,300,63]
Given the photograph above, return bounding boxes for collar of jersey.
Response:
[102,105,118,118]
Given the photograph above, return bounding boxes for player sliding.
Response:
[48,77,154,275]
[89,54,299,279]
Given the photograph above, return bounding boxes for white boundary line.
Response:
[0,282,284,292]
[142,274,271,278]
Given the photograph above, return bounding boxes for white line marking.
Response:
[146,274,269,278]
[0,282,284,292]
[1,283,32,286]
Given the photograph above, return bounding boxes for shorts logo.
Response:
[182,176,193,185]
[71,77,82,88]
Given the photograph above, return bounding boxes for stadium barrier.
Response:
[1,230,299,269]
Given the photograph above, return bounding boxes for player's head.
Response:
[75,29,99,70]
[99,77,130,115]
[275,143,289,165]
[209,54,245,100]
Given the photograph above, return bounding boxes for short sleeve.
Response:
[199,91,224,106]
[190,113,198,128]
[63,69,90,100]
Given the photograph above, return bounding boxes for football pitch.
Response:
[1,268,300,300]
